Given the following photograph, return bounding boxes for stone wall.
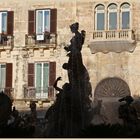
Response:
[0,0,139,100]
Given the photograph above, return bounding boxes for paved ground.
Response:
[18,107,48,119]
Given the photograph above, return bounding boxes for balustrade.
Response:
[93,30,134,41]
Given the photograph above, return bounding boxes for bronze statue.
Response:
[63,22,86,84]
[118,95,138,126]
[118,96,139,136]
[44,22,92,137]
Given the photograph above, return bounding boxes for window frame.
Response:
[95,4,105,31]
[120,3,131,30]
[0,63,6,89]
[34,62,50,98]
[107,3,118,30]
[94,3,131,31]
[0,11,8,34]
[35,9,51,34]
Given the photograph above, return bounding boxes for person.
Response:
[29,101,37,123]
[12,106,19,118]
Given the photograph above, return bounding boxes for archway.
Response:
[94,77,131,98]
[93,77,131,124]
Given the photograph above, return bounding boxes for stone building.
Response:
[0,0,139,111]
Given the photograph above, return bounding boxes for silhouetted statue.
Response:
[63,22,86,84]
[44,22,92,137]
[118,96,139,136]
[53,76,71,95]
[64,22,84,52]
[118,96,138,126]
[91,100,107,125]
[0,91,12,127]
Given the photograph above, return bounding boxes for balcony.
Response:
[89,30,136,53]
[25,32,57,49]
[93,30,135,41]
[0,87,14,100]
[0,34,14,50]
[23,86,55,101]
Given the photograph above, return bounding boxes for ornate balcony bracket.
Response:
[39,48,44,57]
[50,48,55,56]
[28,48,34,57]
[6,49,11,58]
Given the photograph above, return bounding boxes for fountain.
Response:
[44,22,92,137]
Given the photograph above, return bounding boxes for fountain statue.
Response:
[44,22,92,137]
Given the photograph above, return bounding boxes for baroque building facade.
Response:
[0,0,139,108]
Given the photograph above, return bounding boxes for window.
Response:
[35,62,49,98]
[28,62,56,99]
[95,4,105,30]
[108,4,117,30]
[0,12,7,34]
[0,64,6,89]
[0,11,14,35]
[28,9,57,40]
[36,10,50,34]
[121,3,130,29]
[0,63,12,92]
[94,3,131,31]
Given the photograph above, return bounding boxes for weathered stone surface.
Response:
[0,0,139,102]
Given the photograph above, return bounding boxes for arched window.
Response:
[121,3,130,29]
[108,4,117,30]
[95,4,105,30]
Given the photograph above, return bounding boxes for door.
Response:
[35,62,49,99]
[0,64,6,91]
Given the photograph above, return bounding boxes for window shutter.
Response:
[28,10,35,35]
[7,11,14,35]
[28,63,34,87]
[50,9,57,33]
[6,63,12,88]
[48,62,56,99]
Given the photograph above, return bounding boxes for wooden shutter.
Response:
[50,9,57,33]
[7,11,14,35]
[48,62,56,99]
[28,63,34,87]
[28,10,35,35]
[6,63,12,88]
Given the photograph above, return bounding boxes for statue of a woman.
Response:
[63,22,86,84]
[64,22,84,52]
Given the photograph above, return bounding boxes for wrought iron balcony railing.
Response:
[93,30,135,41]
[23,86,55,100]
[25,32,57,48]
[0,34,14,49]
